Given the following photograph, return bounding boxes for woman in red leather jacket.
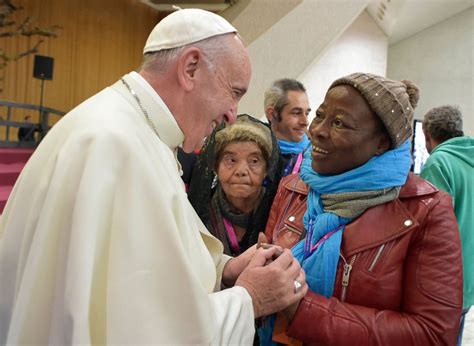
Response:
[263,73,462,345]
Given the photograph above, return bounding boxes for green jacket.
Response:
[421,136,474,309]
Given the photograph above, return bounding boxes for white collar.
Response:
[124,71,184,151]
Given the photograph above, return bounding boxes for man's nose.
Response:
[224,104,238,125]
[300,114,309,126]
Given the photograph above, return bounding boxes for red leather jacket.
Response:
[265,173,462,345]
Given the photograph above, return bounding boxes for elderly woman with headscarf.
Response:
[189,114,282,256]
[261,73,462,345]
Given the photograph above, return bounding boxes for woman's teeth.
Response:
[313,146,328,154]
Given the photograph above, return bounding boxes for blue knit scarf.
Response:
[258,140,412,345]
[278,133,311,155]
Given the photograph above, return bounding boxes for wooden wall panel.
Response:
[1,0,160,126]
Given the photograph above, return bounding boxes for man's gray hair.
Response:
[141,33,236,74]
[423,105,464,143]
[264,78,306,121]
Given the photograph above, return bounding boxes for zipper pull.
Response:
[342,263,353,287]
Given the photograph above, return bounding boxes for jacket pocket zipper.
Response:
[368,244,385,272]
[340,254,357,302]
[284,223,303,236]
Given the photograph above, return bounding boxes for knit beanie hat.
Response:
[330,72,420,148]
[214,114,273,164]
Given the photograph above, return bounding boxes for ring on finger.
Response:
[294,280,302,293]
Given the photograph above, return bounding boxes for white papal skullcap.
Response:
[143,8,237,54]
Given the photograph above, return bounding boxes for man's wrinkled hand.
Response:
[235,248,308,318]
[222,232,282,287]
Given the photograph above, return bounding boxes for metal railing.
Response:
[0,100,66,147]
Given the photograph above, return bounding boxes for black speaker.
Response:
[33,55,54,80]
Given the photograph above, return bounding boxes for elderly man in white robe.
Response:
[0,9,307,345]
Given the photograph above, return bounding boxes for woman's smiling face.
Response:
[309,85,390,175]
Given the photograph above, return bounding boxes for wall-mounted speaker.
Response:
[33,55,54,80]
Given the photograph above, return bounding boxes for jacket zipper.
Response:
[340,253,357,302]
[368,244,385,272]
[284,223,303,236]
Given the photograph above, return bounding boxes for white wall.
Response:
[235,0,370,118]
[299,10,388,122]
[387,7,474,136]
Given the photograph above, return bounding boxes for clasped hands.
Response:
[222,233,308,319]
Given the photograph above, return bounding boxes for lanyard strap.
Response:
[283,152,304,176]
[292,153,303,174]
[223,218,240,254]
[303,222,344,260]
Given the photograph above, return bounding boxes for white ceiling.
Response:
[140,0,473,45]
[366,0,474,44]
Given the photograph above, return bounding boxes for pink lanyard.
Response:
[291,153,303,174]
[304,220,344,260]
[223,218,240,254]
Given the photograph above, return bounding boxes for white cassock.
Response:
[0,72,254,345]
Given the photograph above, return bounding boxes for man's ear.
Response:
[266,106,275,123]
[177,47,201,92]
[423,129,432,143]
[423,129,436,153]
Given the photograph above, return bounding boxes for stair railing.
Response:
[0,100,66,147]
